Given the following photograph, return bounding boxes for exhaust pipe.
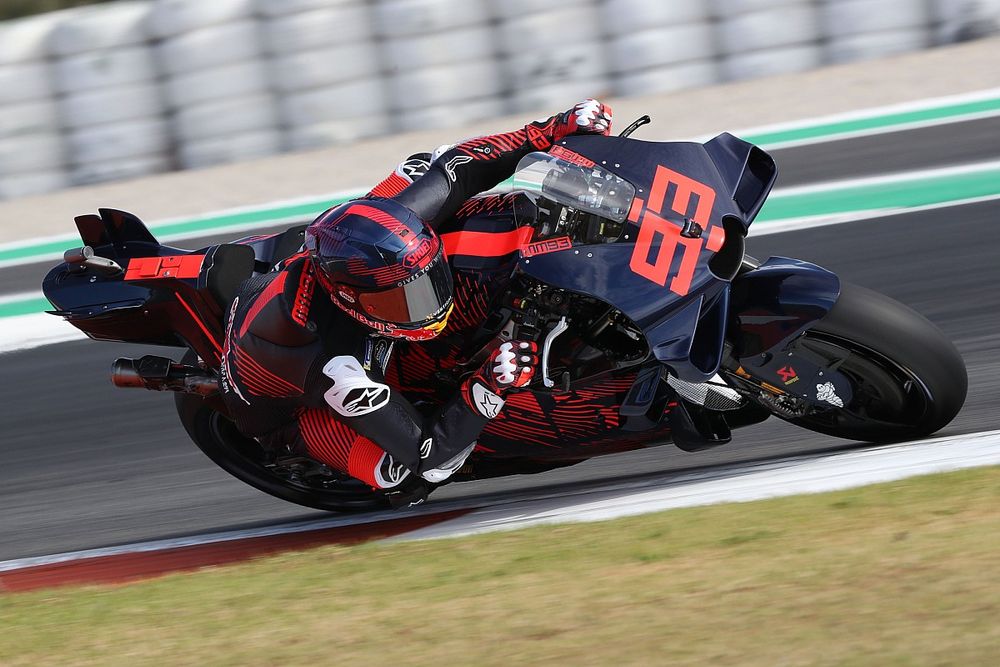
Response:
[112,356,219,396]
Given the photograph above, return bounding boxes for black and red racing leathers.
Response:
[220,103,611,489]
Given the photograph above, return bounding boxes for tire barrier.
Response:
[0,13,68,195]
[1,0,998,200]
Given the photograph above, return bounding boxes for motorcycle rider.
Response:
[219,100,613,503]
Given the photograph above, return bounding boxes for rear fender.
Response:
[728,257,841,359]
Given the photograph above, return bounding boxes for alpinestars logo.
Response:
[400,157,430,179]
[471,382,505,419]
[376,453,409,489]
[419,437,433,459]
[343,386,390,414]
[444,155,473,181]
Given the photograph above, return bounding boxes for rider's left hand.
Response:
[551,99,613,141]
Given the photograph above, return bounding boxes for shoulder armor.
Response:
[322,356,391,417]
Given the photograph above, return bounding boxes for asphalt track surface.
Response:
[2,126,999,562]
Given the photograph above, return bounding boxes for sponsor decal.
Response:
[816,381,845,408]
[374,339,394,374]
[471,145,493,155]
[402,237,435,268]
[420,437,433,459]
[777,366,799,385]
[400,157,430,179]
[343,386,390,414]
[472,382,505,419]
[362,337,374,371]
[220,297,250,406]
[522,236,572,258]
[444,155,473,181]
[377,454,409,487]
[549,145,595,168]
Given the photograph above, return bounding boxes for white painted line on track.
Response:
[710,86,1000,148]
[748,192,1000,237]
[0,312,86,353]
[768,158,1000,196]
[3,430,997,573]
[394,429,1000,542]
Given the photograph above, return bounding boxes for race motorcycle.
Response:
[41,119,968,512]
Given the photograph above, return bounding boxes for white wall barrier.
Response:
[0,0,998,199]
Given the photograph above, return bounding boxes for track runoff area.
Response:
[1,89,999,589]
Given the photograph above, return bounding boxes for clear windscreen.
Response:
[511,152,636,224]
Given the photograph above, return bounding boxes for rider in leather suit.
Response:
[219,100,613,502]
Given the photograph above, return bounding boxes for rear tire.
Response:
[788,283,967,442]
[175,353,387,513]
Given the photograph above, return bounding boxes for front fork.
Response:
[722,255,852,415]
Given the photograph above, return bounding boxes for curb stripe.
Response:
[0,509,473,593]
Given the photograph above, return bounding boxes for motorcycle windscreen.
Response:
[357,257,454,325]
[511,152,636,224]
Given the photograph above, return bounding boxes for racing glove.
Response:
[546,99,613,142]
[462,340,539,419]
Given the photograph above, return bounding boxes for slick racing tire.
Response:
[821,0,929,38]
[825,29,929,65]
[0,99,59,140]
[164,62,269,109]
[268,43,381,94]
[783,283,967,442]
[156,21,262,77]
[67,118,169,164]
[175,385,388,513]
[50,2,151,56]
[602,0,709,36]
[60,83,164,129]
[721,46,822,81]
[262,5,374,55]
[0,12,64,64]
[0,62,52,105]
[373,0,490,38]
[381,25,495,72]
[608,24,715,72]
[147,0,255,39]
[54,47,157,94]
[0,169,69,199]
[716,6,820,53]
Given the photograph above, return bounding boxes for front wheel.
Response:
[753,283,967,442]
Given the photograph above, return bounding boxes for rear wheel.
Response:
[175,357,388,513]
[787,283,967,442]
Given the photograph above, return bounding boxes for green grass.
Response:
[2,467,998,666]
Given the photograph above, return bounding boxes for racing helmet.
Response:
[304,198,454,341]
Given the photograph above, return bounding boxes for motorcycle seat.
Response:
[205,243,257,310]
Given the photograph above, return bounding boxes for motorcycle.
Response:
[42,118,968,511]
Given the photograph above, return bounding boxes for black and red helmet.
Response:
[304,199,454,341]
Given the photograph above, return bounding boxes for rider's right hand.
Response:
[462,340,539,419]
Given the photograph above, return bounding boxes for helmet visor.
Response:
[357,255,454,326]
